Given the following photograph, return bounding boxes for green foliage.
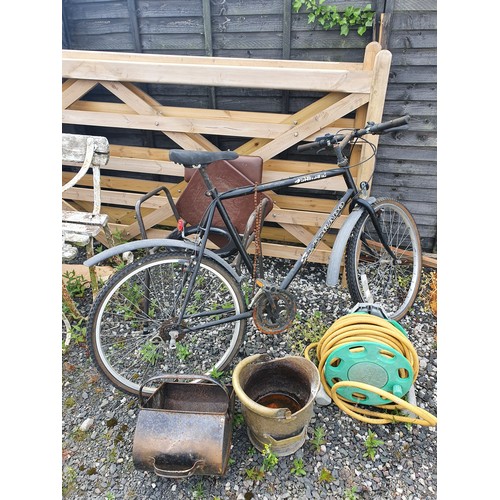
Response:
[192,480,204,499]
[62,466,77,497]
[318,467,333,482]
[139,341,160,365]
[209,366,224,379]
[287,310,328,357]
[63,318,87,353]
[112,229,128,246]
[310,426,327,452]
[232,412,245,428]
[241,280,254,305]
[363,430,384,460]
[63,270,89,298]
[245,444,279,482]
[245,466,265,481]
[292,1,374,36]
[72,429,87,442]
[344,486,359,500]
[175,343,190,361]
[261,443,279,471]
[64,396,77,408]
[291,457,307,476]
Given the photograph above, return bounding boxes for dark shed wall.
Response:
[372,0,437,251]
[62,0,437,252]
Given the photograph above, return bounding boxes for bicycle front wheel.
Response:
[87,251,247,396]
[345,198,422,321]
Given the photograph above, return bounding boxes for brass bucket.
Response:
[132,374,234,478]
[232,354,320,456]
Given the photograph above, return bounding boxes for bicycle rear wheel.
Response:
[87,251,246,396]
[345,198,422,321]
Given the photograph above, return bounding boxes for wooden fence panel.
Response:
[62,42,391,262]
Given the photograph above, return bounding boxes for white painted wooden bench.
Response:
[62,133,114,296]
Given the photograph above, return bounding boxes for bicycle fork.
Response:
[354,198,398,262]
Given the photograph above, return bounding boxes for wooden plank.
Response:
[258,242,330,264]
[62,79,99,109]
[63,48,365,70]
[98,81,220,152]
[356,49,392,187]
[251,93,370,161]
[62,108,298,139]
[67,98,357,137]
[62,50,372,93]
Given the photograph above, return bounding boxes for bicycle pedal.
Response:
[254,278,277,293]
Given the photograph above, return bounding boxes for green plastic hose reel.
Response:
[351,307,409,338]
[324,341,414,406]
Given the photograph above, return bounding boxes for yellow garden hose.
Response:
[304,313,437,427]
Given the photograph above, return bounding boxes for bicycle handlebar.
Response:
[296,115,410,153]
[365,115,410,135]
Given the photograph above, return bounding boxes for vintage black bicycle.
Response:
[84,115,422,396]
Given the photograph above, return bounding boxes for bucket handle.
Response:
[138,373,231,407]
[263,426,308,447]
[152,458,205,479]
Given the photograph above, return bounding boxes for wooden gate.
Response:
[62,41,391,263]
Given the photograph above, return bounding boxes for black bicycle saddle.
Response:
[170,149,239,167]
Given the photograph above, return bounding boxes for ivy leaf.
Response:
[340,24,349,36]
[308,12,316,24]
[358,26,367,36]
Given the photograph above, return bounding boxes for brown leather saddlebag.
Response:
[176,156,273,248]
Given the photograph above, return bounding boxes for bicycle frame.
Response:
[194,164,359,289]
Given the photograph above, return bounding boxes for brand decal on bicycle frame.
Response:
[293,172,327,184]
[300,201,345,263]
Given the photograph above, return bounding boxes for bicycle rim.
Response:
[346,198,422,321]
[87,252,246,396]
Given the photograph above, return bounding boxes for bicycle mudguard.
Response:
[83,239,243,283]
[325,197,375,287]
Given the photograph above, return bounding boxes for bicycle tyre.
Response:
[345,198,422,321]
[87,251,247,396]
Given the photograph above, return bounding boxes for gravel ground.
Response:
[61,254,437,500]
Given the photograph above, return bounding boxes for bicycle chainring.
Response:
[252,290,296,335]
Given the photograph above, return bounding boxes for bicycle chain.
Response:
[252,183,263,293]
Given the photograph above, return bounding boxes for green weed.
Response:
[287,310,328,358]
[363,430,384,460]
[63,270,89,298]
[175,343,190,361]
[261,443,278,471]
[139,341,160,364]
[318,467,333,483]
[310,426,326,452]
[344,486,359,499]
[290,458,307,476]
[209,366,224,379]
